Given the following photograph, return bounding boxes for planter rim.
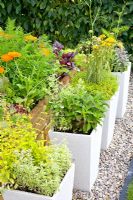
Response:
[3,163,74,199]
[53,123,102,138]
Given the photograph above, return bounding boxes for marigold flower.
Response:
[41,48,51,56]
[1,54,14,62]
[8,51,21,58]
[24,35,37,42]
[0,66,5,73]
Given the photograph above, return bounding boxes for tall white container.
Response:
[50,124,102,192]
[101,90,119,150]
[3,164,75,200]
[113,62,131,118]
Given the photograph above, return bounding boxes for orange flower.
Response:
[1,54,14,62]
[0,66,5,74]
[8,51,21,58]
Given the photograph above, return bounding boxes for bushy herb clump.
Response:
[0,19,60,110]
[72,71,118,101]
[48,80,107,134]
[0,110,72,197]
[112,47,130,72]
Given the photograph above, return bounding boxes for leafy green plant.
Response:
[72,71,118,101]
[111,46,130,72]
[75,35,116,83]
[0,19,60,110]
[0,110,72,196]
[48,80,107,134]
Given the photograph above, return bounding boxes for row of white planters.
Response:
[2,63,131,200]
[49,62,131,192]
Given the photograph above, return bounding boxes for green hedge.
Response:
[0,0,133,55]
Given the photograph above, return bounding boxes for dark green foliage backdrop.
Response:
[0,0,132,55]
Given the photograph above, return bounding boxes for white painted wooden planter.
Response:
[2,164,75,200]
[112,62,131,118]
[101,90,119,150]
[49,124,102,192]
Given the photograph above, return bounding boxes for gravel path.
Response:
[73,73,133,200]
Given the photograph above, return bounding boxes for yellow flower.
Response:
[24,35,37,42]
[99,34,106,40]
[101,41,107,47]
[105,37,116,44]
[41,48,51,56]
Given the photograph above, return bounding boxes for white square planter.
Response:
[49,124,102,192]
[101,90,119,150]
[2,164,75,200]
[112,62,131,118]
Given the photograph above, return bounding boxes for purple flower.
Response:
[60,52,78,70]
[53,41,64,55]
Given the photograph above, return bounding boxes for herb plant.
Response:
[0,110,72,197]
[72,71,118,101]
[0,19,60,110]
[112,47,130,72]
[48,80,107,134]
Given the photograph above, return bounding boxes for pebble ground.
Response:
[73,73,133,200]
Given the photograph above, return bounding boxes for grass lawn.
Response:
[128,181,133,200]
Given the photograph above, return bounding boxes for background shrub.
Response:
[0,0,132,57]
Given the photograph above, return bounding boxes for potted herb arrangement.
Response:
[0,109,75,200]
[75,35,119,150]
[0,19,62,140]
[112,43,131,118]
[48,80,107,191]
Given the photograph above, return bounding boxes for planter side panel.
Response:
[101,91,119,150]
[89,125,102,190]
[54,163,75,200]
[113,63,131,118]
[50,125,102,192]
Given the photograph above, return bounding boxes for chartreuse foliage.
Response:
[0,0,132,55]
[0,19,60,110]
[48,80,107,134]
[0,110,71,196]
[72,71,118,101]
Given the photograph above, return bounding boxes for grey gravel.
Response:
[73,73,133,200]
